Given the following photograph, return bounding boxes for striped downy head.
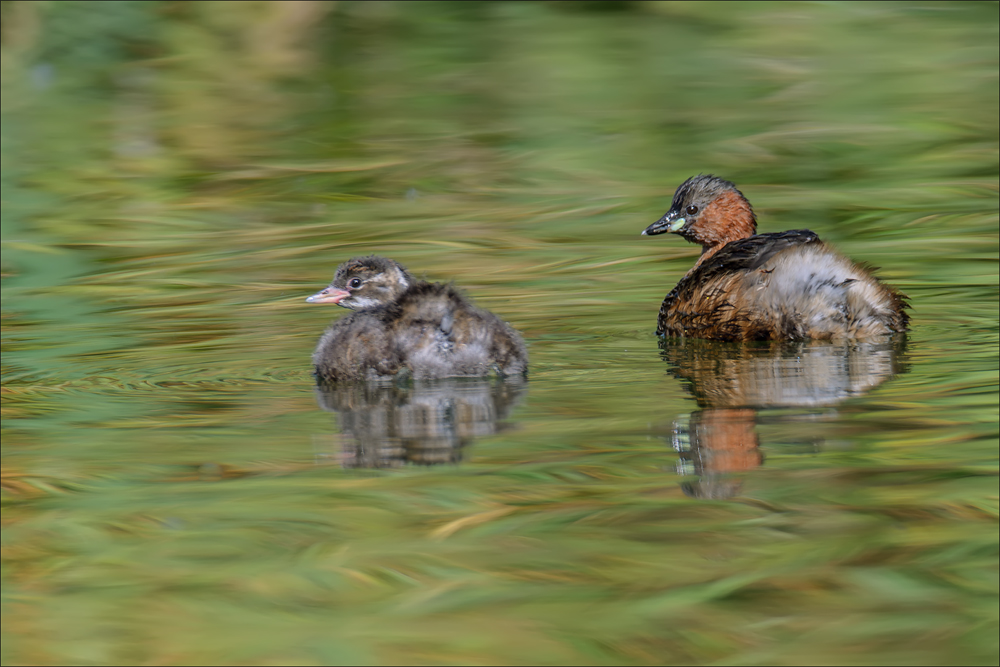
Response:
[306,256,413,311]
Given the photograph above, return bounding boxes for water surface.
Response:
[2,2,997,665]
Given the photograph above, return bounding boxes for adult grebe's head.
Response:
[643,175,757,248]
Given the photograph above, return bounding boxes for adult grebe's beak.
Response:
[306,286,351,305]
[642,210,685,236]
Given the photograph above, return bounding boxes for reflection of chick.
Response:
[643,175,909,341]
[316,377,527,468]
[306,256,528,382]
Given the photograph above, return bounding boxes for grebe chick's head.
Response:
[306,255,413,311]
[642,175,757,249]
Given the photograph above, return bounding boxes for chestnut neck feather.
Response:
[687,191,757,270]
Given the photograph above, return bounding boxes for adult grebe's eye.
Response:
[349,278,362,289]
[686,205,698,215]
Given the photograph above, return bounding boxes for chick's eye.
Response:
[349,278,362,289]
[686,205,698,215]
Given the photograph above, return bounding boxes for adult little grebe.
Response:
[642,175,909,341]
[306,256,528,381]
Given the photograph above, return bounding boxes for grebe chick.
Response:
[306,256,527,382]
[642,175,909,341]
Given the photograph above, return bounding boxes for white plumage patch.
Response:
[348,296,381,310]
[749,245,899,338]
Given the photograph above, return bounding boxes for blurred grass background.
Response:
[2,1,998,665]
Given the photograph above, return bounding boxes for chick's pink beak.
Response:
[306,287,350,305]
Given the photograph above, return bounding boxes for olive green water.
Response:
[2,2,998,665]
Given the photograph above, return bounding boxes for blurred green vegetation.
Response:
[2,1,998,665]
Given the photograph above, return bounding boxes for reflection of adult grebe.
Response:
[660,338,908,499]
[316,377,527,468]
[662,338,908,409]
[306,256,527,382]
[643,175,910,341]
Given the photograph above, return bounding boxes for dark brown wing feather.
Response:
[657,231,821,340]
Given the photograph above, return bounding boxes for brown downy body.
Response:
[642,175,909,341]
[307,256,528,382]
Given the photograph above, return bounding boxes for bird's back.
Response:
[658,231,909,341]
[390,283,527,378]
